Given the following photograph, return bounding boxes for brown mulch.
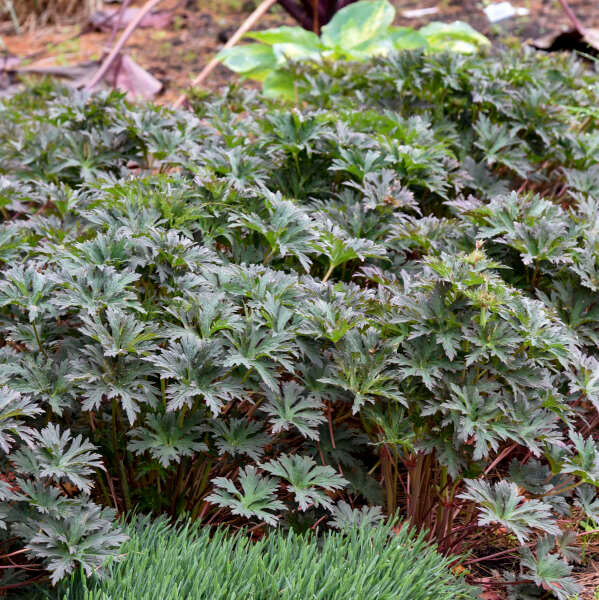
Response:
[1,0,598,104]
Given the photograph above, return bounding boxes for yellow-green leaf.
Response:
[321,0,396,51]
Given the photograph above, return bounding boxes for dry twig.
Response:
[173,0,277,108]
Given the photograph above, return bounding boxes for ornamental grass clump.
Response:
[57,515,477,600]
[1,46,599,598]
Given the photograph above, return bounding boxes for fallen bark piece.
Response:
[83,53,163,100]
[532,27,599,54]
[89,7,173,32]
[14,62,100,80]
[4,55,162,101]
[0,54,20,71]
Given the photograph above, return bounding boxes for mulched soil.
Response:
[1,0,598,103]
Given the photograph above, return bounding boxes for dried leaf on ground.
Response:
[532,27,599,54]
[89,8,173,32]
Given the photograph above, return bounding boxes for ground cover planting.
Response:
[1,42,599,598]
[54,515,476,599]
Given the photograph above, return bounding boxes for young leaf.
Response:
[328,501,384,530]
[206,466,285,525]
[208,418,269,461]
[460,479,560,544]
[262,454,347,511]
[262,381,326,440]
[128,413,208,467]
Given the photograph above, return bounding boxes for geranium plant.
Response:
[1,41,599,599]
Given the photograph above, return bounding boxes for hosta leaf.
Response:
[420,21,490,53]
[389,27,428,50]
[217,44,277,81]
[321,0,395,51]
[247,26,321,48]
[262,70,297,101]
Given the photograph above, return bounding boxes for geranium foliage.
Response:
[1,45,599,597]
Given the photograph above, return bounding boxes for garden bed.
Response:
[1,39,599,599]
[2,0,599,102]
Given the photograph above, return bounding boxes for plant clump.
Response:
[58,515,477,599]
[1,45,599,598]
[218,0,490,98]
